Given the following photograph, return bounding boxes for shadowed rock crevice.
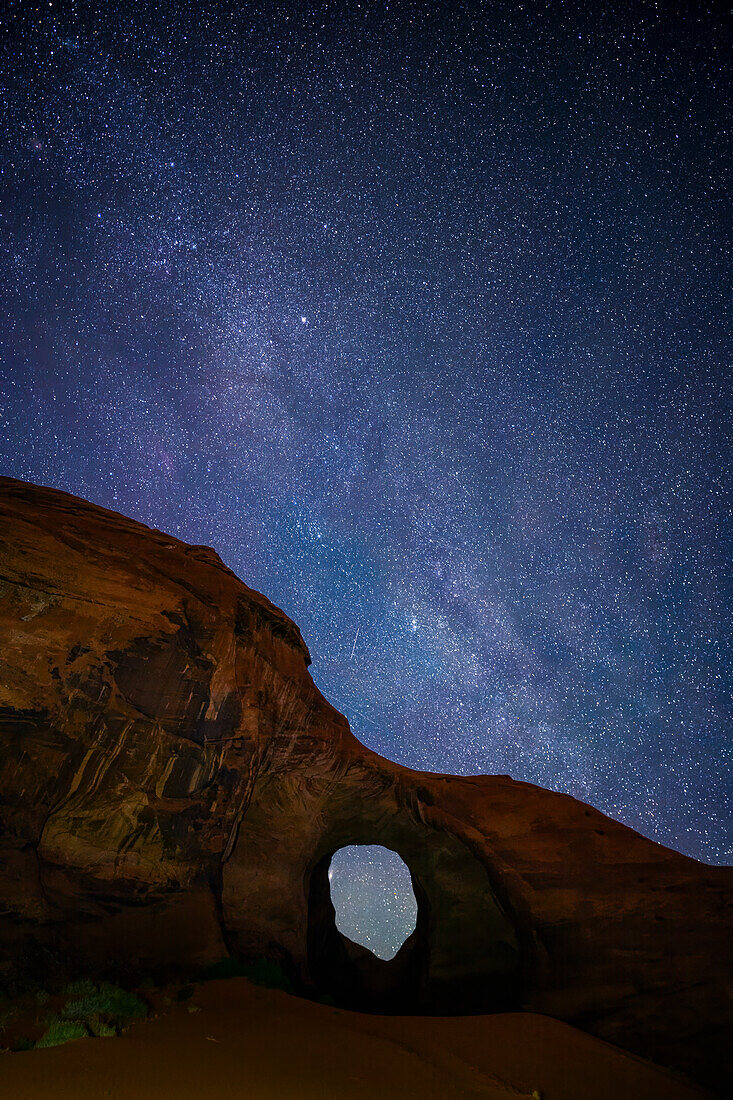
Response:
[0,478,731,1092]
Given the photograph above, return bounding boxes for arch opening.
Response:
[306,824,524,1015]
[328,845,418,961]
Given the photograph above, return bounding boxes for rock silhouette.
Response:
[0,477,730,1089]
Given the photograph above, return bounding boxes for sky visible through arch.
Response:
[330,846,418,961]
[1,0,729,933]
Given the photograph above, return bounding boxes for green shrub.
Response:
[36,1018,88,1048]
[62,979,96,996]
[85,1014,117,1038]
[199,957,250,981]
[61,981,147,1025]
[243,958,293,992]
[199,955,293,992]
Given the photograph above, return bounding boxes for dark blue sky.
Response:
[1,0,729,875]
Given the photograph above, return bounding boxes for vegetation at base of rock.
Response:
[3,966,287,1054]
[4,963,287,1054]
[85,1014,118,1037]
[36,1018,88,1048]
[198,956,251,981]
[61,979,148,1025]
[0,980,149,1052]
[199,956,293,992]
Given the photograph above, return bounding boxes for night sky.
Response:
[1,0,730,954]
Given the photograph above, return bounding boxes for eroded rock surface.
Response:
[0,477,730,1088]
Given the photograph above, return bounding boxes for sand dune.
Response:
[1,978,710,1099]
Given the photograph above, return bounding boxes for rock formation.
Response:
[0,477,730,1089]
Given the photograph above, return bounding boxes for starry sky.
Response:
[1,0,730,938]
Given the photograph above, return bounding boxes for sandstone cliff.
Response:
[0,477,730,1089]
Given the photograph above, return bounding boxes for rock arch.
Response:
[221,771,523,1014]
[1,479,731,1091]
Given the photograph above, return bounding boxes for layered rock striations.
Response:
[0,477,730,1088]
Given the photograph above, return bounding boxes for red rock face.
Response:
[0,476,730,1088]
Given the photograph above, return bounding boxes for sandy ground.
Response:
[0,978,710,1099]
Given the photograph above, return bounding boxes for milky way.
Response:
[1,0,729,921]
